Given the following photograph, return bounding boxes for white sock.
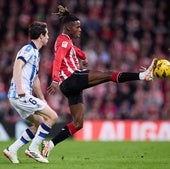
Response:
[139,72,146,80]
[29,123,51,152]
[9,128,34,152]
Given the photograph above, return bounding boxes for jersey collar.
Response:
[30,41,37,49]
[61,33,71,40]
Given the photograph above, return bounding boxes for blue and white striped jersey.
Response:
[8,42,40,98]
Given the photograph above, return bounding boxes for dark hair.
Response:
[29,21,47,39]
[56,5,79,24]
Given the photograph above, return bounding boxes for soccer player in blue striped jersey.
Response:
[3,21,58,163]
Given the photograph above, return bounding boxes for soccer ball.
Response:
[153,59,170,78]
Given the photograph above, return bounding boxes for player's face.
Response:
[69,21,81,39]
[41,28,49,46]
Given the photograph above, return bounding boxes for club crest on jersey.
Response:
[22,50,29,57]
[62,41,68,48]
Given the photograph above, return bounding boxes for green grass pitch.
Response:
[0,139,170,169]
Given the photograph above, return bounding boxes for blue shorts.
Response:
[60,70,89,105]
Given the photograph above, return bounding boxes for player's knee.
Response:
[54,114,58,122]
[50,112,58,124]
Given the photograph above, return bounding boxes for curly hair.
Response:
[55,5,79,24]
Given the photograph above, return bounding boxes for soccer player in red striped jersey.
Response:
[41,5,157,158]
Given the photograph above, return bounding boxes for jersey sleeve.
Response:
[17,45,33,63]
[52,38,70,82]
[74,45,86,60]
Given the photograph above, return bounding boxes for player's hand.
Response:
[47,81,59,95]
[81,59,88,68]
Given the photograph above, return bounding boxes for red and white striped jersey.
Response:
[52,34,86,84]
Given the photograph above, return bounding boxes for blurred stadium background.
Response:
[0,0,170,141]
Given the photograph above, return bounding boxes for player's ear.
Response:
[65,22,73,32]
[65,25,70,32]
[40,34,43,39]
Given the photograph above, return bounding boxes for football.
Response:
[153,59,170,78]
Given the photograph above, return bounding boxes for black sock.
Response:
[118,72,139,83]
[51,126,71,146]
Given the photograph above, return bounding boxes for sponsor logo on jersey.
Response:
[62,41,68,48]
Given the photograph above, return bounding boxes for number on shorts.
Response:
[29,98,37,105]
